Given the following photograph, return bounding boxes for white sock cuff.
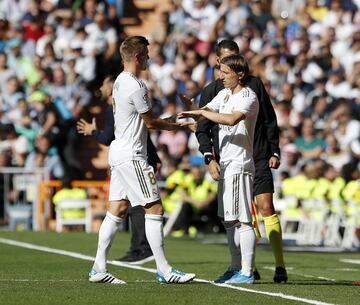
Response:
[106,211,123,224]
[145,214,163,221]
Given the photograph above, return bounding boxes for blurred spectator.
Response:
[168,0,187,36]
[149,51,176,99]
[53,13,76,58]
[306,0,329,22]
[24,134,64,179]
[303,95,331,131]
[278,143,302,181]
[13,100,37,153]
[326,103,360,151]
[295,118,325,162]
[249,0,274,33]
[0,0,28,24]
[79,0,98,27]
[0,53,14,92]
[224,0,249,38]
[41,42,60,70]
[28,90,82,180]
[85,10,117,81]
[35,23,56,57]
[0,124,28,166]
[6,38,34,83]
[323,133,351,172]
[0,76,25,124]
[183,0,219,43]
[184,49,207,88]
[325,67,352,99]
[47,66,90,117]
[182,79,200,107]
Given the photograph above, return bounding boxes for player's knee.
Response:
[256,194,275,216]
[259,204,275,217]
[108,200,129,218]
[144,200,164,215]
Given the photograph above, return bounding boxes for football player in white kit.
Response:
[89,36,196,285]
[178,54,259,284]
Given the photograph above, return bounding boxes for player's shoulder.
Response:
[240,87,257,99]
[115,72,146,91]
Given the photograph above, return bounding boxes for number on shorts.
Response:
[148,172,156,185]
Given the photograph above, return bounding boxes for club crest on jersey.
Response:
[152,188,158,196]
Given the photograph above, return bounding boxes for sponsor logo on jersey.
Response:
[219,124,233,132]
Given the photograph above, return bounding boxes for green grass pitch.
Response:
[0,231,359,305]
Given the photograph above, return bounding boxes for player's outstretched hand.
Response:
[177,120,197,132]
[77,118,97,136]
[162,114,177,123]
[178,94,196,110]
[178,110,203,121]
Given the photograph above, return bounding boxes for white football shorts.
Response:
[109,159,160,206]
[217,172,253,222]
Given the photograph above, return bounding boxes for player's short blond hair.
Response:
[119,36,149,62]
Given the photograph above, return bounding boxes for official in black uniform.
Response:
[195,40,287,283]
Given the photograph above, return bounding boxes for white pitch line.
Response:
[0,279,84,282]
[0,279,158,283]
[330,268,360,272]
[340,259,360,265]
[262,266,336,282]
[0,238,337,305]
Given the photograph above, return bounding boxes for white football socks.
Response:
[236,223,256,276]
[93,211,123,273]
[145,214,171,275]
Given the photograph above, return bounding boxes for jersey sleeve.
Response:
[130,87,152,114]
[236,93,258,118]
[205,90,225,112]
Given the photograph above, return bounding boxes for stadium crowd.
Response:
[0,0,359,235]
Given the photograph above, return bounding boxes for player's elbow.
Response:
[227,117,240,126]
[228,113,245,126]
[227,118,238,126]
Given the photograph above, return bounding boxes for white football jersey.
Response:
[206,87,259,176]
[109,72,152,166]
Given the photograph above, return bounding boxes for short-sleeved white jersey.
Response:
[206,87,259,176]
[109,71,152,166]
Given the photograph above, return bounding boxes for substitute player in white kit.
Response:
[89,36,195,285]
[178,54,259,284]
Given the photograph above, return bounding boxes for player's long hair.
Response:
[220,55,250,85]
